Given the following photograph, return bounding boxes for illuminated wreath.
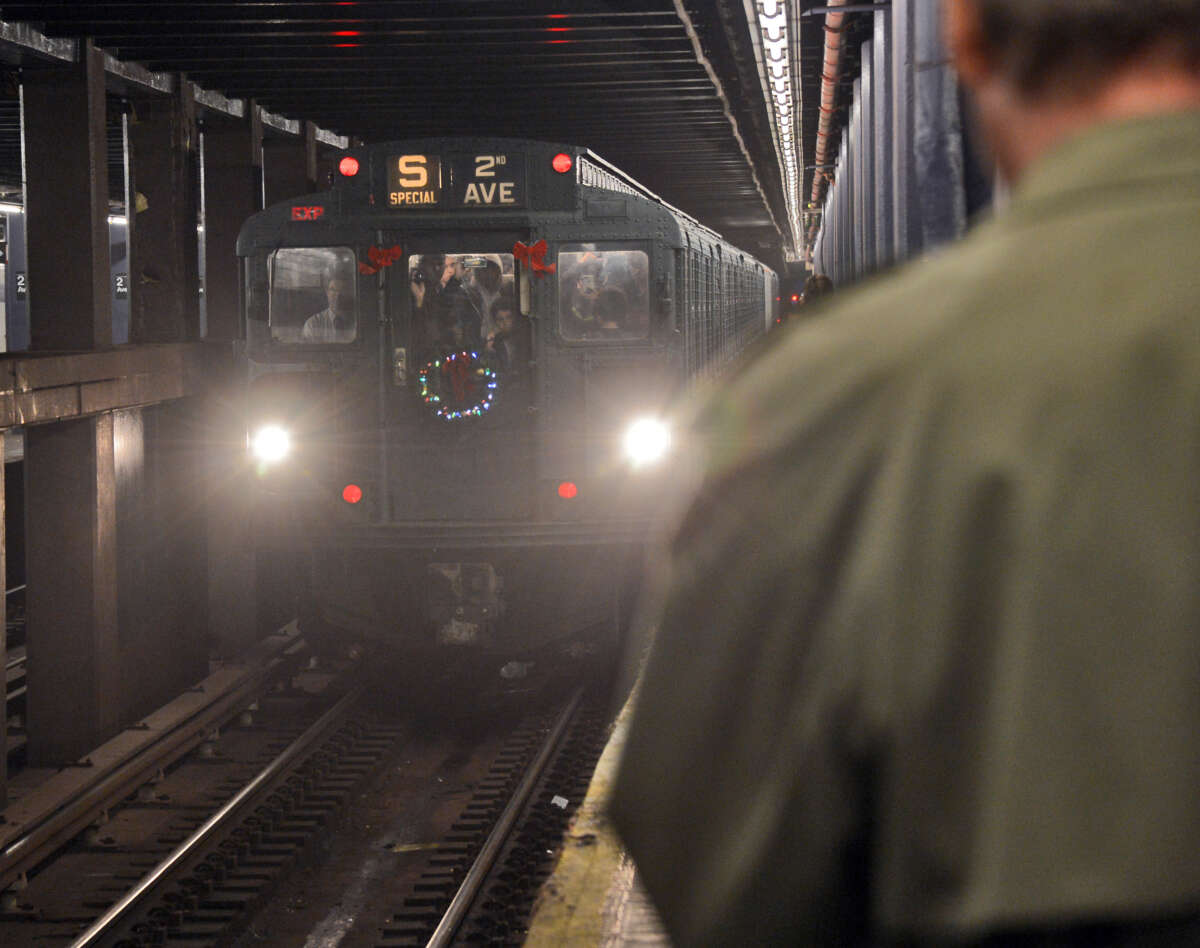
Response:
[418,350,498,420]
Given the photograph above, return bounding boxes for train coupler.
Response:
[427,562,505,646]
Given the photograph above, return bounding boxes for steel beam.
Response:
[0,430,5,805]
[263,119,317,207]
[873,9,894,269]
[127,76,201,343]
[21,40,112,350]
[202,107,263,341]
[123,402,208,721]
[25,415,120,765]
[913,0,966,249]
[0,345,213,430]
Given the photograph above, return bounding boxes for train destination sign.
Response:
[387,154,443,206]
[385,152,526,209]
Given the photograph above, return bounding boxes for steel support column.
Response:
[198,106,261,657]
[263,120,318,206]
[891,0,919,260]
[25,416,120,766]
[0,430,5,805]
[202,108,262,341]
[913,0,966,249]
[859,43,877,274]
[21,40,112,350]
[129,402,208,718]
[128,77,200,343]
[205,379,258,658]
[873,9,895,269]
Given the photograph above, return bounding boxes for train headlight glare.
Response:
[251,424,291,465]
[623,417,672,468]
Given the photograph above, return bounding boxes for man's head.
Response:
[442,255,463,286]
[475,255,503,293]
[944,0,1200,180]
[802,274,834,304]
[325,274,352,314]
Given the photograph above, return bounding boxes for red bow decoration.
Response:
[513,239,556,277]
[359,244,403,275]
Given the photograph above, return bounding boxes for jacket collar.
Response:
[1009,108,1200,219]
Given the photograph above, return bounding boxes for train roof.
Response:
[237,136,759,266]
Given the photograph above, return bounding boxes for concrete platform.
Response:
[525,697,672,947]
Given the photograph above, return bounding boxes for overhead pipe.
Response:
[807,0,849,260]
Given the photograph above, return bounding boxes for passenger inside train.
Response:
[559,248,649,340]
[268,247,358,345]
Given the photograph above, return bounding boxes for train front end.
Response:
[237,139,684,658]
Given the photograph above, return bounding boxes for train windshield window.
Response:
[268,247,357,344]
[408,252,517,354]
[558,247,649,342]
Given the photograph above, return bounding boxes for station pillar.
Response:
[200,109,264,656]
[0,431,5,804]
[264,120,318,205]
[116,405,209,724]
[25,418,120,765]
[21,39,111,350]
[203,106,262,342]
[127,76,201,343]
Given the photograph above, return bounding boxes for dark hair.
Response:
[802,274,834,301]
[596,286,628,326]
[975,0,1200,98]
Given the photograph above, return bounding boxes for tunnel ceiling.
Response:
[0,0,793,272]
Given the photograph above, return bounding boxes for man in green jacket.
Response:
[611,1,1200,944]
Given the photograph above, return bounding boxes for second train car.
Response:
[237,137,776,662]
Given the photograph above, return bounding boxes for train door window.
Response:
[407,251,517,356]
[268,247,357,344]
[558,245,649,342]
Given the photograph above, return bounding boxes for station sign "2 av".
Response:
[386,153,526,209]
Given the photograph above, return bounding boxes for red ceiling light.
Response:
[557,481,578,499]
[552,153,573,174]
[339,155,360,177]
[342,484,363,504]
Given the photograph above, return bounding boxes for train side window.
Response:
[558,246,649,342]
[268,247,357,344]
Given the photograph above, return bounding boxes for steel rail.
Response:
[425,687,584,948]
[69,682,366,948]
[0,627,307,892]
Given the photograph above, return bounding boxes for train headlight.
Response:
[250,424,292,465]
[622,417,672,468]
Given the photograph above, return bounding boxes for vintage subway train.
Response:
[236,137,776,662]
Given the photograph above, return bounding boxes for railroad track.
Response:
[238,674,615,948]
[0,625,372,945]
[1,638,616,947]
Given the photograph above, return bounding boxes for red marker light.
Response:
[339,156,360,177]
[342,484,363,504]
[552,153,573,174]
[557,481,578,499]
[791,294,800,302]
